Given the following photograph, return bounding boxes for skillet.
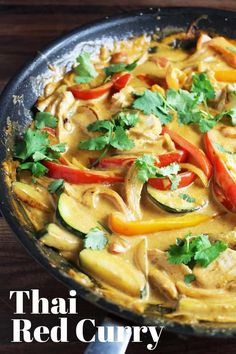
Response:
[0,7,236,342]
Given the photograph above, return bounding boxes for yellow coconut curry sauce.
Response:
[8,28,236,324]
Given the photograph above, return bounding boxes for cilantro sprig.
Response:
[132,90,173,125]
[78,111,139,152]
[132,73,236,133]
[135,154,181,190]
[34,112,58,129]
[104,60,138,77]
[74,52,97,84]
[14,126,66,177]
[48,179,64,195]
[167,233,227,268]
[179,193,196,203]
[84,227,108,250]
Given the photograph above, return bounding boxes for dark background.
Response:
[0,1,236,353]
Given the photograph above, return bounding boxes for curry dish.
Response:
[8,27,236,324]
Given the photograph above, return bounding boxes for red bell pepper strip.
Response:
[68,81,113,100]
[162,127,213,180]
[148,171,196,191]
[43,161,124,184]
[68,73,131,100]
[137,74,157,86]
[112,73,131,91]
[90,150,188,169]
[212,181,234,212]
[204,132,236,211]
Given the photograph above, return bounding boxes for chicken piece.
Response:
[194,248,236,291]
[148,249,192,301]
[128,113,162,141]
[111,85,135,109]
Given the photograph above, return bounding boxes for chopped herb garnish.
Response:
[191,72,216,104]
[104,60,138,76]
[74,52,97,84]
[180,193,196,203]
[135,154,180,189]
[34,112,58,129]
[14,128,66,177]
[78,111,138,152]
[140,284,148,299]
[48,179,64,195]
[184,274,196,285]
[167,233,227,268]
[84,227,108,250]
[133,89,173,125]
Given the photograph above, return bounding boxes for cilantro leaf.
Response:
[34,112,58,129]
[104,60,138,76]
[78,111,138,152]
[194,240,227,267]
[14,128,66,177]
[87,120,113,133]
[135,154,158,182]
[184,274,196,285]
[18,162,48,177]
[48,179,64,195]
[133,90,173,125]
[14,128,49,161]
[74,52,97,84]
[169,174,181,191]
[167,233,227,268]
[84,227,108,250]
[179,193,196,203]
[115,111,139,127]
[50,143,66,153]
[222,108,236,126]
[78,134,110,151]
[191,72,215,103]
[110,126,135,150]
[135,154,180,187]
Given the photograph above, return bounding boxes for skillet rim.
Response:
[0,6,236,338]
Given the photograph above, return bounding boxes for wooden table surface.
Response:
[0,1,236,353]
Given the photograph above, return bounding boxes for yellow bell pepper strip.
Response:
[108,213,212,236]
[214,70,236,83]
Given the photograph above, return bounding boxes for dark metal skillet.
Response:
[0,8,236,349]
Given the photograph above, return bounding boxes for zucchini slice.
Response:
[40,223,83,252]
[57,193,100,236]
[146,184,207,213]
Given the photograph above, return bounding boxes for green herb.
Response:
[184,274,196,285]
[104,60,138,76]
[84,227,108,250]
[191,72,215,104]
[74,52,97,84]
[169,174,181,191]
[48,179,64,195]
[14,128,66,177]
[179,193,196,203]
[167,233,227,268]
[226,46,236,54]
[135,154,181,189]
[34,112,58,129]
[18,161,48,177]
[132,89,173,125]
[78,111,138,152]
